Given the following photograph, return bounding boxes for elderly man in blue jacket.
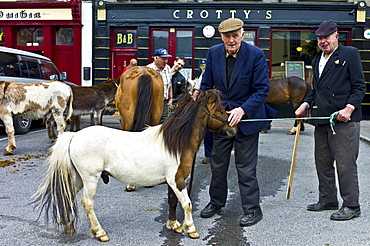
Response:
[200,18,276,226]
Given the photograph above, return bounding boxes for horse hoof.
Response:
[98,235,110,242]
[3,151,13,156]
[188,231,200,239]
[124,185,136,191]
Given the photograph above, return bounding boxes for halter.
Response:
[200,105,229,133]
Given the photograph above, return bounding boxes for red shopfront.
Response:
[0,0,82,85]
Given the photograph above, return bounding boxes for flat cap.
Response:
[315,20,338,36]
[218,18,244,33]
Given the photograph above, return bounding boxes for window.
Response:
[17,27,44,46]
[0,26,4,44]
[271,30,349,82]
[56,28,74,45]
[150,28,194,79]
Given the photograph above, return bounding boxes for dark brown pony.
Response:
[115,66,164,132]
[263,76,310,134]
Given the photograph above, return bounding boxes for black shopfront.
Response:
[93,1,370,119]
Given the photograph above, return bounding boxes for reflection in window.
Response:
[176,31,192,58]
[271,30,348,81]
[152,31,168,53]
[17,27,44,46]
[243,31,256,46]
[56,28,74,45]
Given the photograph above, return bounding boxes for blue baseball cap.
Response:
[154,48,172,57]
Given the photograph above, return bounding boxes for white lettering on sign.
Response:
[187,10,194,19]
[171,9,273,20]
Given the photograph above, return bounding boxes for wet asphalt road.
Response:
[0,116,369,246]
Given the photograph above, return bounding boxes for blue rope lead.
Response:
[239,111,340,135]
[329,111,339,135]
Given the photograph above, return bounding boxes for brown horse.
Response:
[115,66,164,132]
[115,66,164,191]
[263,76,310,134]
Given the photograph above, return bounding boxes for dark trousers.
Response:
[159,99,169,124]
[314,122,360,207]
[204,130,214,158]
[209,130,261,214]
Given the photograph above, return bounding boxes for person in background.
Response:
[295,20,365,220]
[147,48,173,123]
[192,70,213,164]
[171,57,187,103]
[199,17,276,227]
[123,58,137,72]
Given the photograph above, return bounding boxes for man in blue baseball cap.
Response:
[147,48,173,123]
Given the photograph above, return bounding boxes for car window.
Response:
[0,52,20,77]
[19,56,42,79]
[41,60,60,80]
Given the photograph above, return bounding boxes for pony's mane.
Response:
[160,89,222,158]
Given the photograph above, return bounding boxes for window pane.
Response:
[176,30,192,58]
[153,31,168,52]
[56,28,74,45]
[0,53,20,77]
[41,60,60,80]
[243,31,256,46]
[17,27,43,46]
[271,30,348,81]
[0,26,4,44]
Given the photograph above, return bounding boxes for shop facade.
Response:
[93,1,370,118]
[0,0,82,85]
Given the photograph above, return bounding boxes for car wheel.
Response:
[13,116,32,134]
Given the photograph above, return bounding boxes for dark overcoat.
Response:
[305,45,366,126]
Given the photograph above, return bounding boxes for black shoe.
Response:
[240,210,263,227]
[307,202,339,211]
[200,203,221,218]
[330,207,361,220]
[201,157,210,164]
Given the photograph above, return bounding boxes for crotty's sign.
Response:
[172,9,273,19]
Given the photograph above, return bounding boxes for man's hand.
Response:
[336,105,354,123]
[227,107,245,126]
[295,103,308,118]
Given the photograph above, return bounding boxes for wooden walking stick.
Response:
[286,120,302,199]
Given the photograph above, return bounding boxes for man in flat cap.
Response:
[199,17,276,226]
[296,20,365,220]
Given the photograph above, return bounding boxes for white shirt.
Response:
[147,63,172,99]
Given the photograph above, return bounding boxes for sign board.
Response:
[285,61,304,79]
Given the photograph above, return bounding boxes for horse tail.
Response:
[30,132,78,234]
[131,73,153,132]
[65,88,73,121]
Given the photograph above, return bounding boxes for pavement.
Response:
[76,115,370,245]
[360,120,370,145]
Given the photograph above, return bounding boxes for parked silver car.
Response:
[0,46,72,134]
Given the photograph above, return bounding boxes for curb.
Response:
[360,135,370,145]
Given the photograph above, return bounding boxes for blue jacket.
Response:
[200,41,276,136]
